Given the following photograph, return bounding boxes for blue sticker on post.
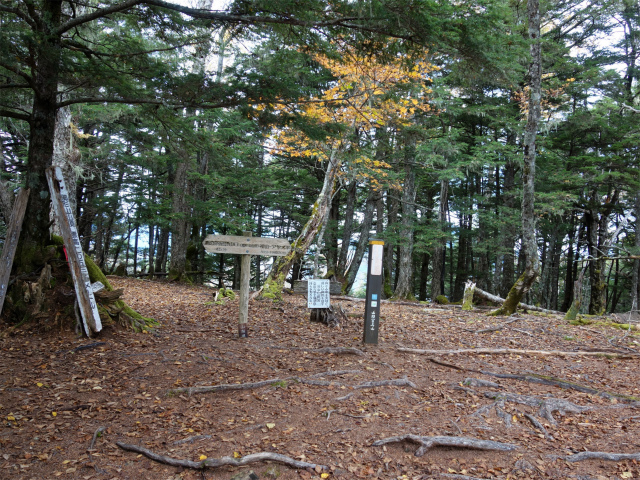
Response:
[371,294,378,300]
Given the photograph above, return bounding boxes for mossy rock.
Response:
[434,295,449,305]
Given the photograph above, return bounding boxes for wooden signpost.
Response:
[46,166,102,337]
[363,240,384,344]
[0,188,30,316]
[203,233,291,337]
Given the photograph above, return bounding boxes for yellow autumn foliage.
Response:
[271,40,437,190]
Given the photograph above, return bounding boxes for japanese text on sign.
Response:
[307,279,330,309]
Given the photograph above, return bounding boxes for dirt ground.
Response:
[1,277,640,480]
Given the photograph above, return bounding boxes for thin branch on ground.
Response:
[116,442,327,470]
[372,434,518,457]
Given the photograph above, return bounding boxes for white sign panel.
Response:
[371,244,383,275]
[307,279,330,309]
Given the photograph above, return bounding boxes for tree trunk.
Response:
[15,1,63,274]
[168,161,192,281]
[344,187,378,295]
[431,179,448,300]
[491,0,541,315]
[632,194,640,311]
[336,180,357,279]
[393,134,417,300]
[260,151,340,300]
[498,161,517,298]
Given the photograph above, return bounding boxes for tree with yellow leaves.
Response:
[259,40,436,299]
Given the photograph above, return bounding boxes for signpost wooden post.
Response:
[203,233,291,337]
[363,240,384,344]
[46,167,102,336]
[0,188,30,316]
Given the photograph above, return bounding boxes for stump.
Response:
[310,305,346,328]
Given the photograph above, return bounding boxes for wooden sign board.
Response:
[203,234,290,257]
[47,167,102,336]
[0,188,30,316]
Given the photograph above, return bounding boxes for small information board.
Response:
[307,279,330,309]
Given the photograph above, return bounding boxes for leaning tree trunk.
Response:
[336,180,357,280]
[392,134,417,300]
[260,151,340,300]
[491,0,541,315]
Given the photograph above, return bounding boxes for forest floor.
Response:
[2,277,640,480]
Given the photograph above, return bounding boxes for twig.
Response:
[372,434,518,457]
[563,451,640,462]
[89,426,106,451]
[116,442,327,470]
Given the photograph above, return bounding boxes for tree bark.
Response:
[491,0,541,315]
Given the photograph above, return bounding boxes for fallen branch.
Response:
[397,346,637,358]
[372,434,517,457]
[473,287,561,314]
[116,442,326,470]
[563,451,640,462]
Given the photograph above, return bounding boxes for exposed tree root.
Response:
[427,355,639,402]
[169,375,415,396]
[397,346,637,358]
[372,434,518,457]
[116,442,326,470]
[484,392,588,425]
[463,378,502,389]
[524,413,553,440]
[269,345,365,356]
[353,377,417,390]
[563,451,640,462]
[466,317,522,334]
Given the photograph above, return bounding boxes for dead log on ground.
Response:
[116,442,326,470]
[372,434,518,457]
[473,287,561,314]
